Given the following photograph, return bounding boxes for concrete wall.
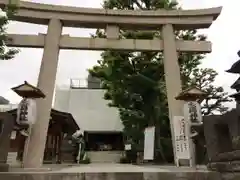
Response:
[53,88,123,132]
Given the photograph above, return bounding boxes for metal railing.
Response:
[70,78,101,89]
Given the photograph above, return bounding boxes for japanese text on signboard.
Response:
[173,116,190,159]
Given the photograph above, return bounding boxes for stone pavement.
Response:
[0,163,223,180]
[2,163,240,180]
[51,163,210,173]
[7,163,210,173]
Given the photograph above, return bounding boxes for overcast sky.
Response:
[0,0,239,106]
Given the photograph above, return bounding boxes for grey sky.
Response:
[0,0,238,106]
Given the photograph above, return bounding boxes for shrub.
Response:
[119,156,131,164]
[79,157,91,164]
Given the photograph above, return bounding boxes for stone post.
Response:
[161,24,183,164]
[182,101,202,167]
[176,87,207,167]
[106,25,119,39]
[23,19,62,168]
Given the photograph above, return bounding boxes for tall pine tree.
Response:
[89,0,231,163]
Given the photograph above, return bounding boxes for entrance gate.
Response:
[0,0,222,168]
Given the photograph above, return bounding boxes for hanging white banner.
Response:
[144,126,155,160]
[173,116,191,160]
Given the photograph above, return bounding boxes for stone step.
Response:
[0,172,222,180]
[88,151,122,163]
[7,152,20,166]
[1,164,225,180]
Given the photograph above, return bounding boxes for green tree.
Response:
[188,68,231,115]
[0,1,19,60]
[89,0,231,163]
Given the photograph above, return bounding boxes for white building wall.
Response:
[53,88,70,112]
[53,88,123,132]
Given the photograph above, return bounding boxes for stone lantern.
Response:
[226,50,240,74]
[175,86,207,167]
[230,77,240,92]
[12,81,45,98]
[229,91,240,110]
[226,50,240,108]
[229,77,240,109]
[11,81,45,136]
[11,81,45,167]
[204,51,240,171]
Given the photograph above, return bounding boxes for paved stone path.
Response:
[53,163,209,173]
[0,164,222,180]
[7,163,210,173]
[8,163,208,173]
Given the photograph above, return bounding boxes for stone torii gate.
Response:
[0,0,221,168]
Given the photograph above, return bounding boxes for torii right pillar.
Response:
[161,19,221,164]
[161,24,184,165]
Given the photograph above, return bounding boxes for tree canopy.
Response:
[89,0,231,163]
[0,1,19,60]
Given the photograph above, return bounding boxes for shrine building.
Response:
[53,74,124,163]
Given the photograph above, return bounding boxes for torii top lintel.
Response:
[0,0,222,30]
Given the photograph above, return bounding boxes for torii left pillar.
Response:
[23,19,62,168]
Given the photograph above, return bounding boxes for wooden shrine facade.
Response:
[7,108,79,164]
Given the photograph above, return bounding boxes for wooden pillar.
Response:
[58,132,63,163]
